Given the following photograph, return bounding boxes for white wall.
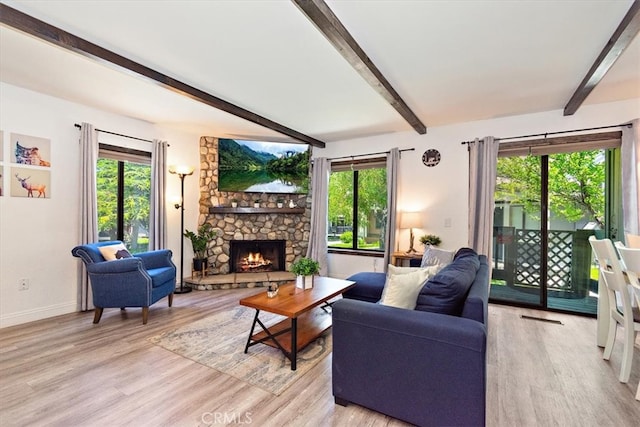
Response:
[315,98,639,279]
[0,83,201,327]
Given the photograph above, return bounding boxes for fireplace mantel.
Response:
[209,207,305,214]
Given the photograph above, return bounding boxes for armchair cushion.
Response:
[148,266,176,288]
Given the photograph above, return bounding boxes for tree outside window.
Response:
[97,152,151,252]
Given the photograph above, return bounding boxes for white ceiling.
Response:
[1,0,638,145]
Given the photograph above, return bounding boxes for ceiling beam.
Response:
[293,0,427,134]
[0,3,326,148]
[564,0,640,116]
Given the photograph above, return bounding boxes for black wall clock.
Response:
[422,149,441,167]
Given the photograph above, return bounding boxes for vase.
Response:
[296,275,314,290]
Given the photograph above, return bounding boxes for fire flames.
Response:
[239,252,273,272]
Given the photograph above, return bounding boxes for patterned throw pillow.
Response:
[420,246,455,268]
[98,243,132,261]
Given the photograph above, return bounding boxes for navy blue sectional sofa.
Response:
[332,250,490,427]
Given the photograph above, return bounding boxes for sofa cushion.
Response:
[343,272,387,303]
[420,246,455,267]
[380,265,441,309]
[415,248,480,316]
[147,266,175,288]
[454,247,479,260]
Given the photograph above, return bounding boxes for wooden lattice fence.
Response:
[493,228,594,298]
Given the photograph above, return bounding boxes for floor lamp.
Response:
[169,165,195,294]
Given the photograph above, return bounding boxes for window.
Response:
[97,144,151,253]
[327,158,387,252]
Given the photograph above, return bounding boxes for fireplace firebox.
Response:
[230,240,286,273]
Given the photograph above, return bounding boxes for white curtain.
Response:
[306,157,331,275]
[621,120,639,237]
[77,123,99,311]
[149,139,168,250]
[468,137,500,259]
[383,148,400,271]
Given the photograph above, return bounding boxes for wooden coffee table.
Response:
[239,276,355,370]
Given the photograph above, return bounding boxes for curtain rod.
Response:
[328,148,415,161]
[460,123,632,145]
[74,123,159,144]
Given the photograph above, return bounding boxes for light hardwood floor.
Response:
[1,289,639,426]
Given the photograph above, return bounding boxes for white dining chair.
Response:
[626,233,640,249]
[616,245,640,400]
[588,236,640,384]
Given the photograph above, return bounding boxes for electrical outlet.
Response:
[18,278,29,291]
[444,217,452,228]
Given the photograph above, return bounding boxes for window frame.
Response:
[328,156,387,257]
[97,143,151,249]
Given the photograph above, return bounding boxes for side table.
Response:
[391,251,423,267]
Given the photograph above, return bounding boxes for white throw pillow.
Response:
[421,246,455,268]
[380,264,442,309]
[98,243,132,261]
[387,264,425,275]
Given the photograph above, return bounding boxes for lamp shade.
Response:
[400,211,422,229]
[168,165,195,176]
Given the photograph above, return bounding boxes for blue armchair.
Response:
[71,241,176,324]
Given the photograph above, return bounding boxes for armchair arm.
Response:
[135,249,175,270]
[332,298,486,427]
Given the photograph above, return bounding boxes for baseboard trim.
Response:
[0,302,77,328]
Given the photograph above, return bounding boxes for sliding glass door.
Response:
[492,154,544,307]
[490,148,616,315]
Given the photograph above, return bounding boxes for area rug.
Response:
[148,305,332,396]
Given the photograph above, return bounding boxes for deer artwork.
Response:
[15,174,46,198]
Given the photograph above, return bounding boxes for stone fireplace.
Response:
[192,136,312,283]
[230,240,286,273]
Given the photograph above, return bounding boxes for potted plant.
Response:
[290,257,320,289]
[277,198,284,208]
[254,199,260,208]
[419,234,442,247]
[231,198,238,208]
[183,224,217,274]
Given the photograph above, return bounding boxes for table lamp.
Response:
[400,211,422,254]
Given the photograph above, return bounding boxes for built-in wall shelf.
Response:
[209,207,305,214]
